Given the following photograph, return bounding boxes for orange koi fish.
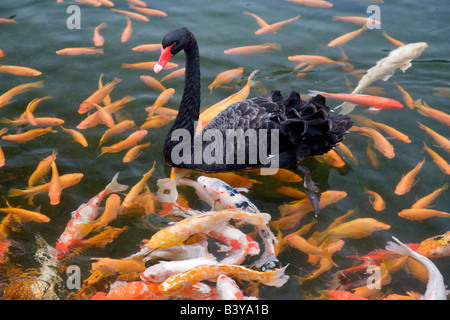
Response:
[417,122,450,152]
[398,208,450,221]
[91,281,165,300]
[394,82,414,110]
[329,290,368,300]
[132,44,162,52]
[129,5,168,17]
[382,31,405,47]
[61,126,88,147]
[0,65,41,76]
[324,218,390,242]
[196,70,258,133]
[147,209,271,250]
[140,75,166,91]
[288,55,352,72]
[383,291,422,300]
[121,17,133,43]
[283,233,328,257]
[414,99,450,126]
[332,16,381,26]
[8,173,84,198]
[93,22,106,46]
[122,61,178,71]
[201,172,261,189]
[48,161,62,205]
[91,256,145,276]
[139,115,174,129]
[22,96,53,126]
[411,183,448,209]
[0,80,43,108]
[111,8,149,22]
[224,43,280,55]
[123,141,151,163]
[432,87,450,98]
[2,127,55,143]
[100,130,147,156]
[242,11,270,29]
[423,143,450,175]
[328,25,368,47]
[145,88,175,114]
[208,67,244,93]
[55,173,128,256]
[28,151,58,187]
[159,264,288,293]
[417,231,450,258]
[370,121,411,143]
[350,126,395,159]
[122,163,156,207]
[98,120,136,147]
[56,47,104,55]
[310,90,403,110]
[366,142,380,169]
[90,103,115,128]
[335,142,358,165]
[254,15,300,35]
[161,68,185,82]
[364,187,385,211]
[0,116,64,127]
[78,77,121,114]
[286,0,333,8]
[276,186,307,199]
[126,0,147,6]
[394,158,425,195]
[0,206,50,223]
[0,18,18,24]
[316,149,345,168]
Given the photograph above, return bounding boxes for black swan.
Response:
[153,27,353,215]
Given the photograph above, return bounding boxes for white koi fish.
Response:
[215,275,258,300]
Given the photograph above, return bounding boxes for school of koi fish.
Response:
[0,0,448,301]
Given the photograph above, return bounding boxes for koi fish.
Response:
[90,281,165,300]
[323,218,390,242]
[90,257,145,275]
[215,275,249,300]
[309,90,403,110]
[140,115,174,129]
[48,161,62,205]
[208,67,244,93]
[121,17,133,43]
[111,8,149,22]
[254,15,300,35]
[158,264,288,293]
[414,99,450,126]
[288,55,352,73]
[224,43,280,55]
[0,65,42,76]
[411,183,448,209]
[423,142,450,174]
[285,0,333,8]
[2,127,55,143]
[276,186,307,199]
[417,122,450,152]
[394,158,425,195]
[132,44,162,52]
[123,141,151,163]
[122,61,178,71]
[145,88,175,114]
[99,129,147,156]
[417,231,450,258]
[364,187,385,211]
[370,121,411,143]
[141,255,218,283]
[93,22,106,46]
[328,25,368,47]
[350,126,395,159]
[78,77,121,114]
[283,233,328,258]
[161,68,185,82]
[89,194,122,231]
[146,209,271,250]
[140,75,166,91]
[338,42,428,114]
[61,126,88,147]
[386,236,447,300]
[332,16,381,26]
[28,151,57,187]
[0,117,63,127]
[98,120,136,147]
[335,142,358,165]
[196,70,258,133]
[0,18,18,24]
[316,149,345,168]
[0,202,50,223]
[328,290,368,300]
[23,96,53,126]
[128,5,168,17]
[56,47,104,55]
[122,163,156,207]
[398,208,450,221]
[55,173,128,256]
[0,80,43,108]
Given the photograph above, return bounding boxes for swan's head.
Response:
[154,27,191,73]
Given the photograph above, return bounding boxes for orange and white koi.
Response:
[394,158,425,195]
[55,173,128,257]
[215,275,251,300]
[78,77,121,114]
[350,126,395,159]
[208,67,244,93]
[2,127,55,143]
[398,208,450,221]
[61,126,88,147]
[417,122,450,152]
[423,143,450,174]
[386,236,447,300]
[224,43,280,55]
[159,264,288,293]
[111,8,149,22]
[417,231,450,258]
[332,16,380,26]
[99,129,148,156]
[364,187,385,211]
[310,90,403,110]
[56,47,104,55]
[414,99,450,126]
[140,75,166,91]
[328,25,368,47]
[0,80,44,108]
[254,15,300,35]
[0,65,42,76]
[411,183,448,209]
[91,281,165,300]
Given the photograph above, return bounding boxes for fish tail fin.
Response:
[270,43,281,50]
[263,265,289,287]
[336,101,357,115]
[97,22,107,29]
[0,117,13,124]
[337,61,354,72]
[385,236,413,256]
[98,147,110,157]
[247,69,259,87]
[7,188,26,197]
[105,172,129,193]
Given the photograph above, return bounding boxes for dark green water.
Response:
[0,0,448,300]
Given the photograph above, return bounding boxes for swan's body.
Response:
[154,27,353,215]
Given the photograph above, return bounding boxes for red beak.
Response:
[154,44,174,73]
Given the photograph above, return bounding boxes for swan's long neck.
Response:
[164,32,200,165]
